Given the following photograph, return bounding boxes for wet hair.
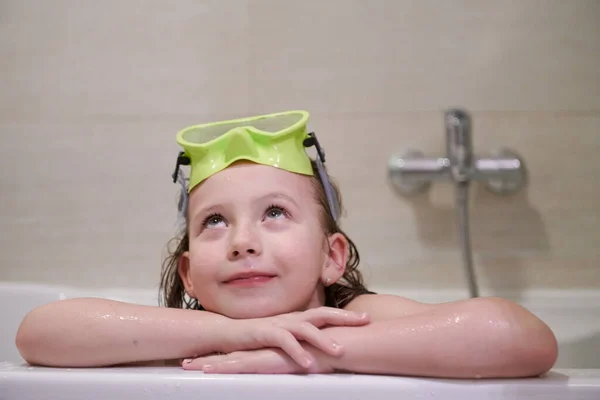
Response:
[159,160,373,311]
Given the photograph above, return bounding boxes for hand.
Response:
[217,307,369,370]
[182,346,334,374]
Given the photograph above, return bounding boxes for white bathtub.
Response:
[2,282,600,399]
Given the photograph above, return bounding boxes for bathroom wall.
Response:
[1,0,598,296]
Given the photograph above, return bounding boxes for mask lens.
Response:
[181,122,241,144]
[180,113,306,144]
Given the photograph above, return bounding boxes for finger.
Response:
[288,322,344,357]
[264,327,314,369]
[303,308,370,327]
[181,354,228,371]
[202,351,298,374]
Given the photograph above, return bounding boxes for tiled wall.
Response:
[1,0,598,295]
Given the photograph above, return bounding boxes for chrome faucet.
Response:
[445,109,473,183]
[388,108,527,298]
[388,111,526,196]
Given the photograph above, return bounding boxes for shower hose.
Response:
[456,181,479,298]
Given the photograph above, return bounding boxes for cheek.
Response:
[270,228,326,272]
[188,241,223,281]
[186,242,225,308]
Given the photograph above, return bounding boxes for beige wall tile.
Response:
[248,0,600,113]
[0,1,250,121]
[0,120,189,289]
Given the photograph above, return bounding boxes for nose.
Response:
[228,224,262,260]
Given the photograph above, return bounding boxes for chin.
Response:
[220,297,305,319]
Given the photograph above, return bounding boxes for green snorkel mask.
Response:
[171,110,340,226]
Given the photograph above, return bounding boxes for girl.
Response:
[15,111,558,378]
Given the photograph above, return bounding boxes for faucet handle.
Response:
[474,148,527,195]
[388,150,449,195]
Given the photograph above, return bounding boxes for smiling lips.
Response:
[224,272,277,286]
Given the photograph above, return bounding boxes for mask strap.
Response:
[172,151,190,183]
[174,170,189,233]
[304,132,340,222]
[171,151,191,231]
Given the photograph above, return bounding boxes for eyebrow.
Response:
[257,192,300,208]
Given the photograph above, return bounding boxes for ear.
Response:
[321,232,348,286]
[177,251,196,298]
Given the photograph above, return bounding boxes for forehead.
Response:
[189,161,315,205]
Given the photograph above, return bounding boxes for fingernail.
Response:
[202,365,214,373]
[183,359,192,364]
[301,356,313,368]
[332,342,342,350]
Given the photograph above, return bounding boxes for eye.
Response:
[264,205,289,220]
[203,213,227,228]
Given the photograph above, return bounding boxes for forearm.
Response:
[317,299,557,378]
[16,298,228,367]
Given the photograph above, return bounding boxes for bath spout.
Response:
[445,109,473,183]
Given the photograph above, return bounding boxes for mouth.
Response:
[224,272,277,285]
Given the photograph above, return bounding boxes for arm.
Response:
[322,295,558,378]
[16,298,367,368]
[15,298,229,367]
[186,295,558,378]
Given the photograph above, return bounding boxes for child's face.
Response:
[178,161,343,319]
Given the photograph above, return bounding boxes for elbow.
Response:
[525,336,558,376]
[517,319,558,376]
[15,311,41,365]
[510,320,558,377]
[472,297,559,377]
[15,304,62,366]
